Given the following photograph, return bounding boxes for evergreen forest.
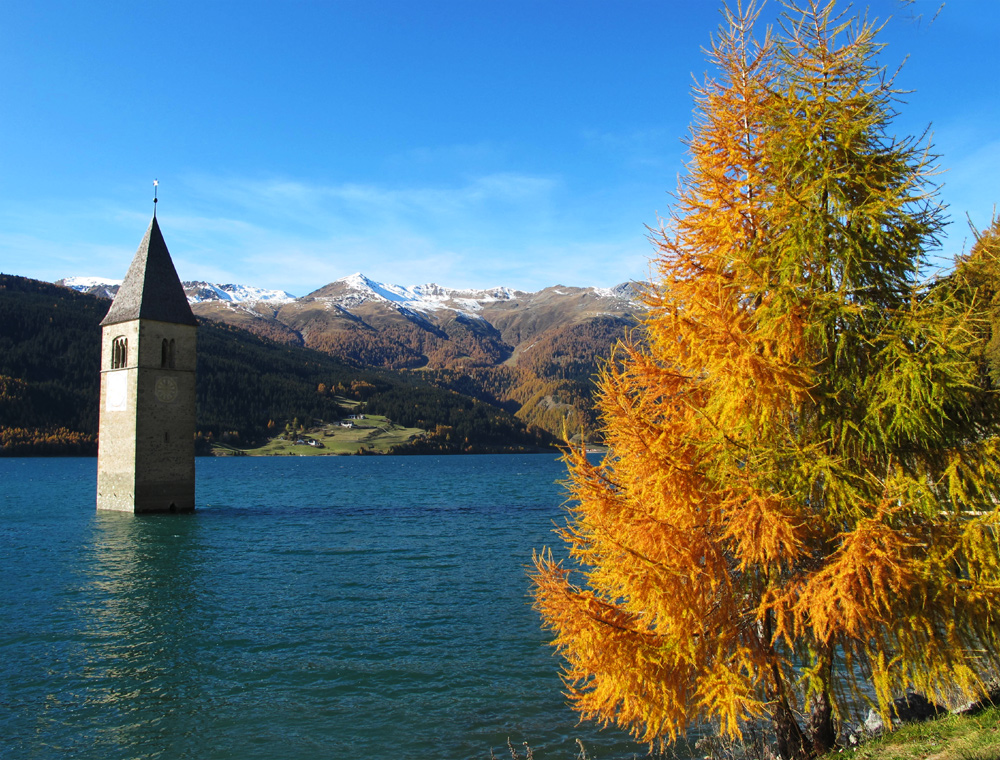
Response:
[0,274,556,456]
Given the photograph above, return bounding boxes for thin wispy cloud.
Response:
[150,171,645,294]
[0,0,995,306]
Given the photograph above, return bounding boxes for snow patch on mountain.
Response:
[59,271,640,316]
[184,281,296,304]
[58,276,296,305]
[332,272,522,316]
[60,276,123,289]
[595,282,644,300]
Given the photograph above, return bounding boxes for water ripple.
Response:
[1,455,659,760]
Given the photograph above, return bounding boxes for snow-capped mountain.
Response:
[274,273,643,371]
[182,281,296,305]
[57,271,643,377]
[56,277,123,300]
[56,277,295,305]
[59,276,123,289]
[307,273,525,316]
[55,270,644,435]
[59,271,640,320]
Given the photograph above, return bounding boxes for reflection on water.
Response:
[1,456,657,760]
[76,512,206,757]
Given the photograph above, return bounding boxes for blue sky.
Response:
[0,1,997,296]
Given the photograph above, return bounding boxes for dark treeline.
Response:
[0,274,557,455]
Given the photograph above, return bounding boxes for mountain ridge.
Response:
[58,272,640,316]
[58,270,643,368]
[2,273,557,455]
[56,272,646,440]
[57,276,296,305]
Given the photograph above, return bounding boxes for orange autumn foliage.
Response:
[532,2,1000,757]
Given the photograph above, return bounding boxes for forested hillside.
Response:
[0,275,555,455]
[108,274,636,441]
[0,276,105,454]
[59,270,642,442]
[191,286,638,439]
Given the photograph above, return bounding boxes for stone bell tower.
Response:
[96,213,197,512]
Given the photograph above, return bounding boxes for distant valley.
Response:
[2,274,566,456]
[43,273,647,447]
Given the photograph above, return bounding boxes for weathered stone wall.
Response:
[97,319,197,513]
[97,321,140,511]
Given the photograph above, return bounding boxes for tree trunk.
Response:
[807,689,836,755]
[772,698,808,760]
[762,611,809,759]
[807,648,836,754]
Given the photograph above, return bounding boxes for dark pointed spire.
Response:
[100,216,197,327]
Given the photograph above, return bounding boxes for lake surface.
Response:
[1,455,673,760]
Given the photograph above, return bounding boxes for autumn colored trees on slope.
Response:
[533,2,1000,757]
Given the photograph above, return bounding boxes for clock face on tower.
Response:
[155,376,178,403]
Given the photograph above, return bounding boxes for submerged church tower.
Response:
[96,214,198,512]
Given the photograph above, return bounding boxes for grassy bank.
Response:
[828,705,1000,760]
[690,705,1000,760]
[212,412,424,456]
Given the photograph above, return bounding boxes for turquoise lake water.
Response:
[1,455,674,760]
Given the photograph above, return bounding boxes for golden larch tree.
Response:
[532,2,1000,757]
